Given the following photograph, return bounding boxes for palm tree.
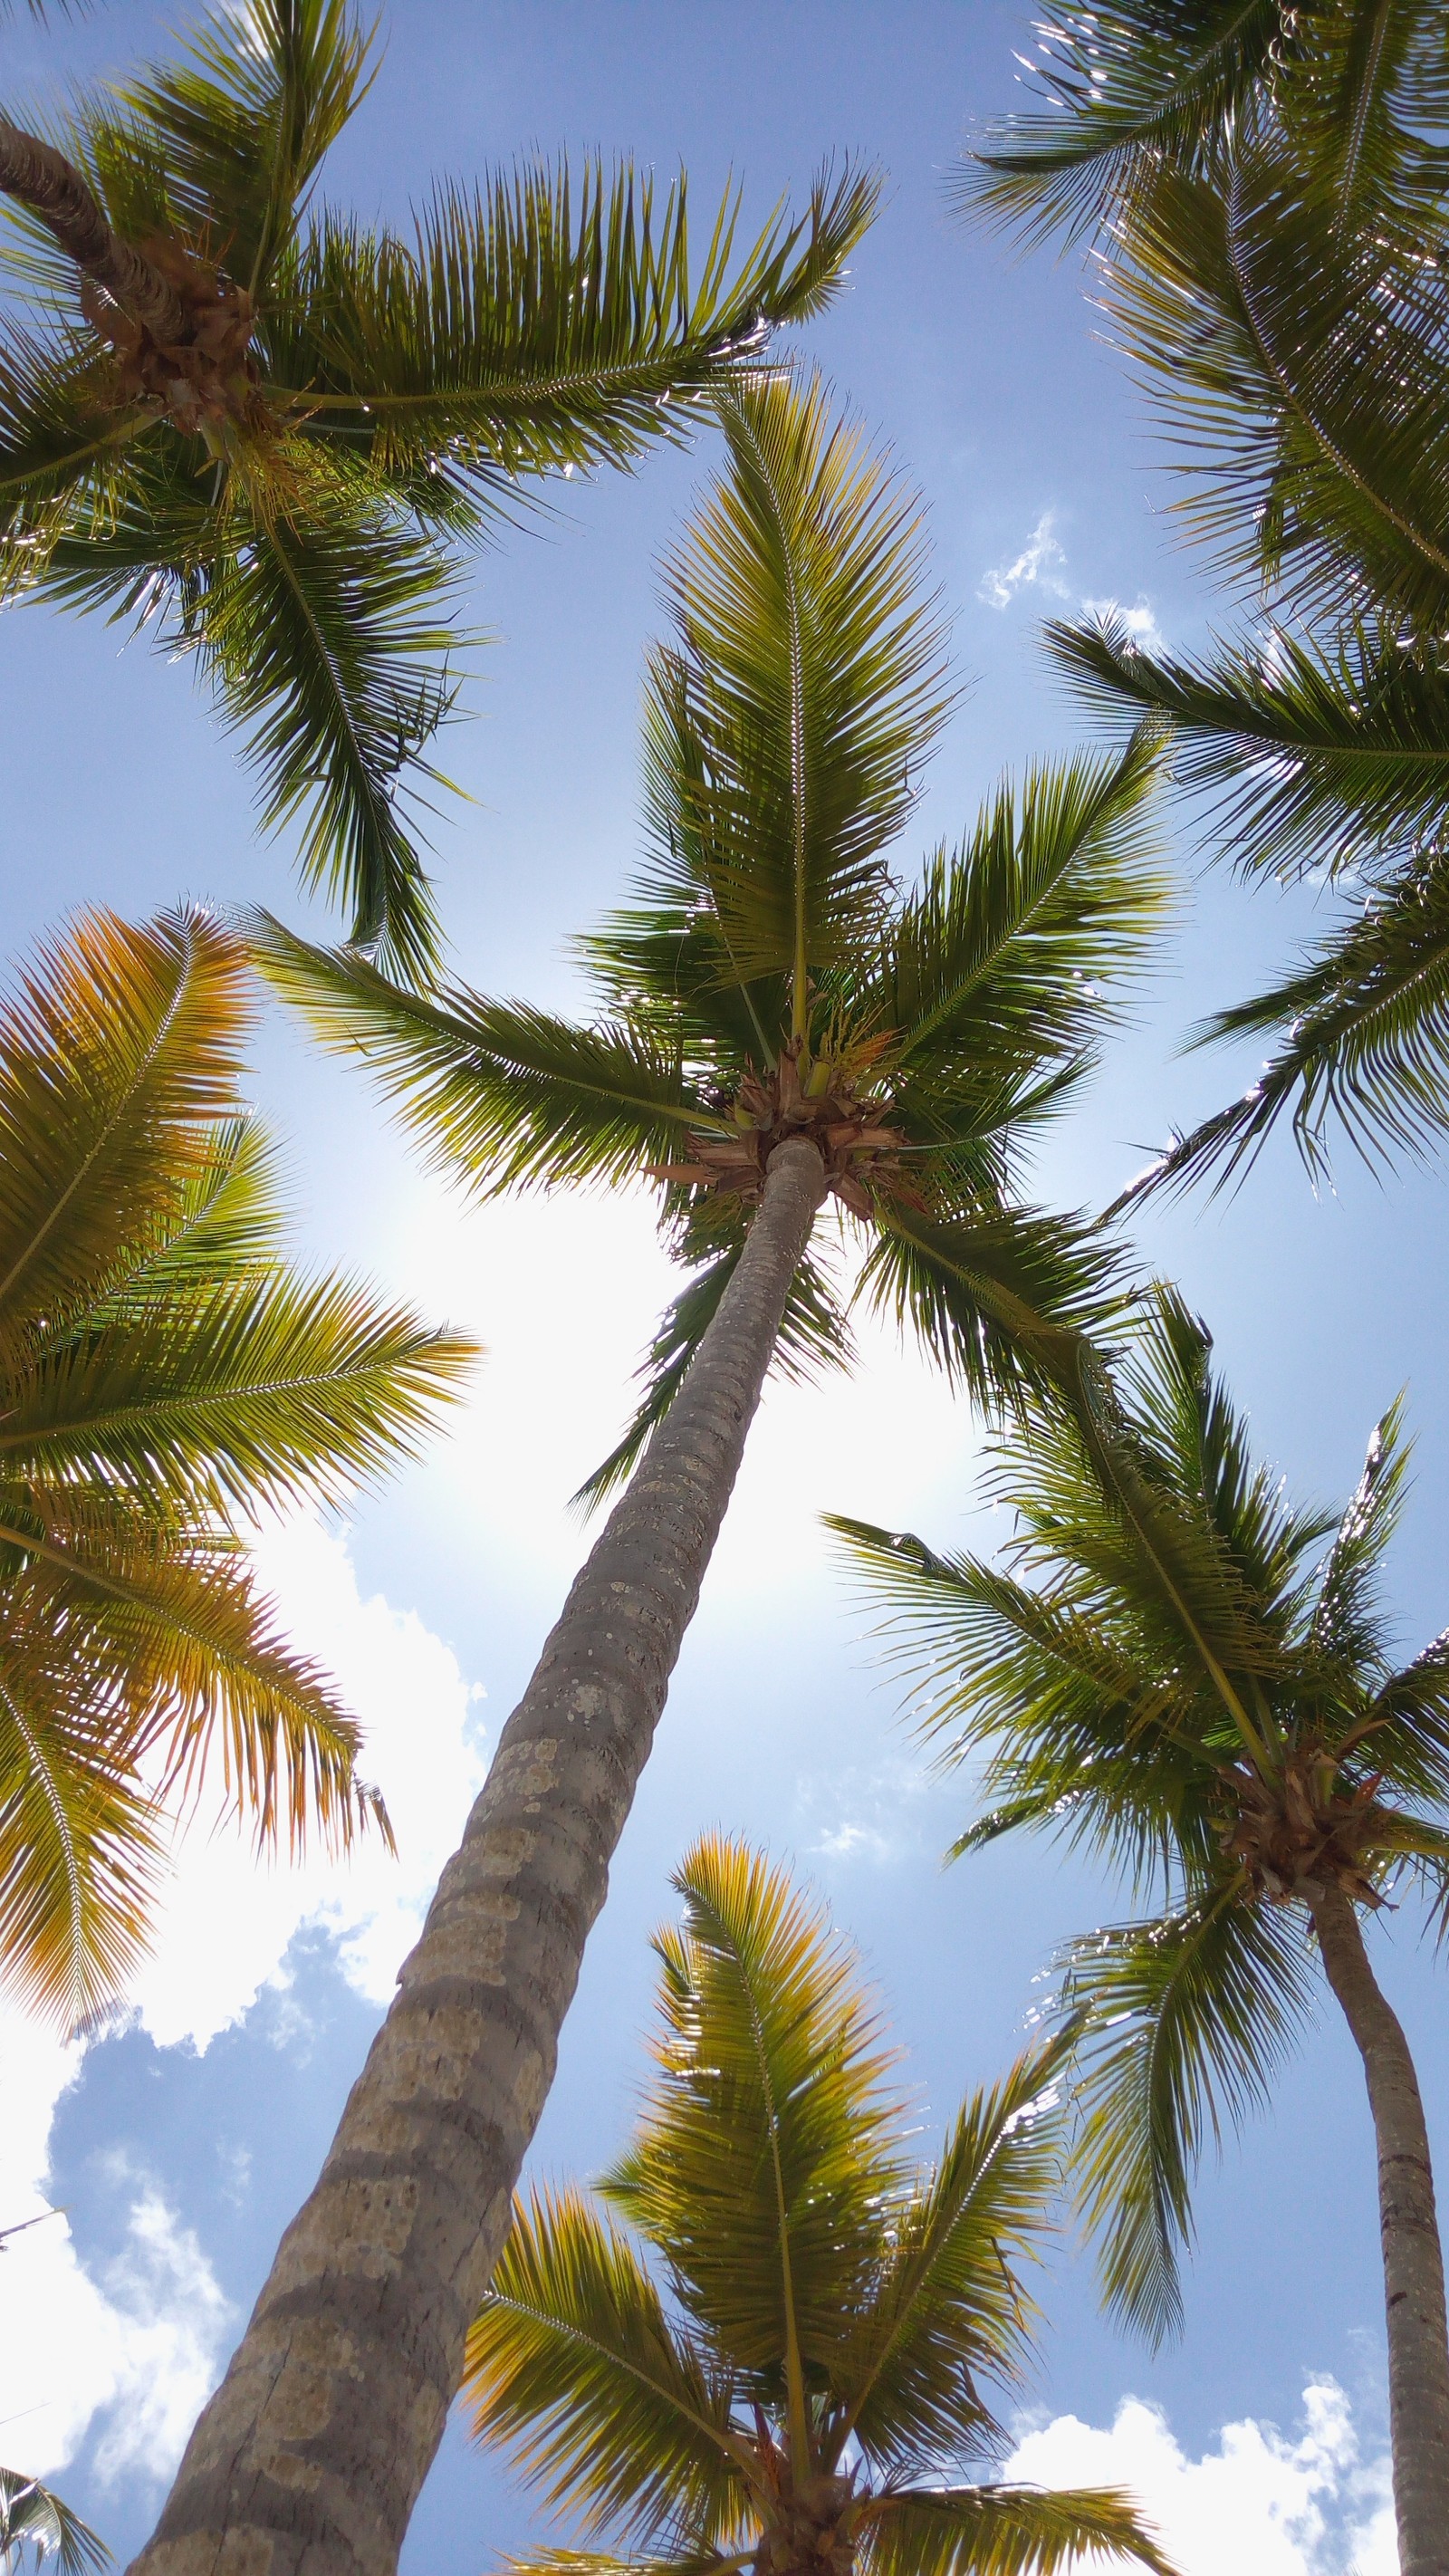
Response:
[464,1832,1173,2576]
[130,371,1170,2576]
[0,900,474,2028]
[832,1287,1449,2576]
[962,1,1449,1201]
[0,2470,107,2576]
[0,0,875,978]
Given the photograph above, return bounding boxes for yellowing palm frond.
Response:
[0,903,473,2024]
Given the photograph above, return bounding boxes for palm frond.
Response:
[109,0,375,296]
[1308,1400,1409,1669]
[838,2031,1074,2470]
[1090,148,1449,627]
[0,2470,110,2576]
[0,328,153,577]
[198,506,465,978]
[0,906,251,1354]
[863,730,1167,1081]
[465,2185,746,2552]
[639,370,953,1017]
[960,0,1281,249]
[248,913,709,1193]
[269,163,881,505]
[864,2481,1173,2576]
[0,1610,164,2029]
[859,1201,1126,1416]
[1117,847,1449,1200]
[1045,611,1449,887]
[1063,1889,1314,2341]
[822,1516,1213,1889]
[601,1834,907,2399]
[1,1268,475,1520]
[0,1529,386,2028]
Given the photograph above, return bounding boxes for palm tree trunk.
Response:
[0,124,187,342]
[1306,1873,1449,2576]
[128,1137,830,2576]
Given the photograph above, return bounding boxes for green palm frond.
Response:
[642,370,953,1024]
[838,2031,1073,2468]
[269,164,881,508]
[963,0,1281,248]
[963,0,1449,261]
[1062,1890,1315,2341]
[863,732,1167,1080]
[573,1235,852,1514]
[90,1111,282,1302]
[1090,149,1449,627]
[859,1202,1127,1415]
[864,2481,1173,2576]
[1307,1402,1408,1669]
[1045,612,1449,887]
[602,1837,906,2412]
[0,330,152,566]
[110,0,375,296]
[248,913,708,1193]
[822,1519,1211,1889]
[199,509,465,978]
[1112,848,1449,1199]
[465,2186,746,2550]
[0,2470,110,2576]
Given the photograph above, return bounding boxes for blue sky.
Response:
[0,5,1444,2571]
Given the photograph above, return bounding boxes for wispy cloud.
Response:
[978,511,1070,610]
[977,515,1168,657]
[1006,2379,1396,2576]
[1081,593,1167,656]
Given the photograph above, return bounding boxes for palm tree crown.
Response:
[833,1289,1449,2338]
[0,903,475,2027]
[465,1833,1173,2576]
[255,369,1170,1489]
[0,0,876,976]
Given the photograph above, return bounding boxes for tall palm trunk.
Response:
[128,1137,830,2576]
[0,124,186,340]
[1307,1874,1449,2576]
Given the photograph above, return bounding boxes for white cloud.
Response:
[1005,2379,1397,2575]
[0,2020,232,2488]
[130,1512,489,2047]
[0,1521,488,2487]
[1080,594,1166,656]
[978,510,1070,610]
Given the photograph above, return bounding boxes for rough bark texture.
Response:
[128,1138,830,2576]
[0,124,187,341]
[1308,1875,1449,2576]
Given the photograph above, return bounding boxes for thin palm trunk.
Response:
[0,124,186,341]
[128,1136,830,2576]
[1307,1874,1449,2576]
